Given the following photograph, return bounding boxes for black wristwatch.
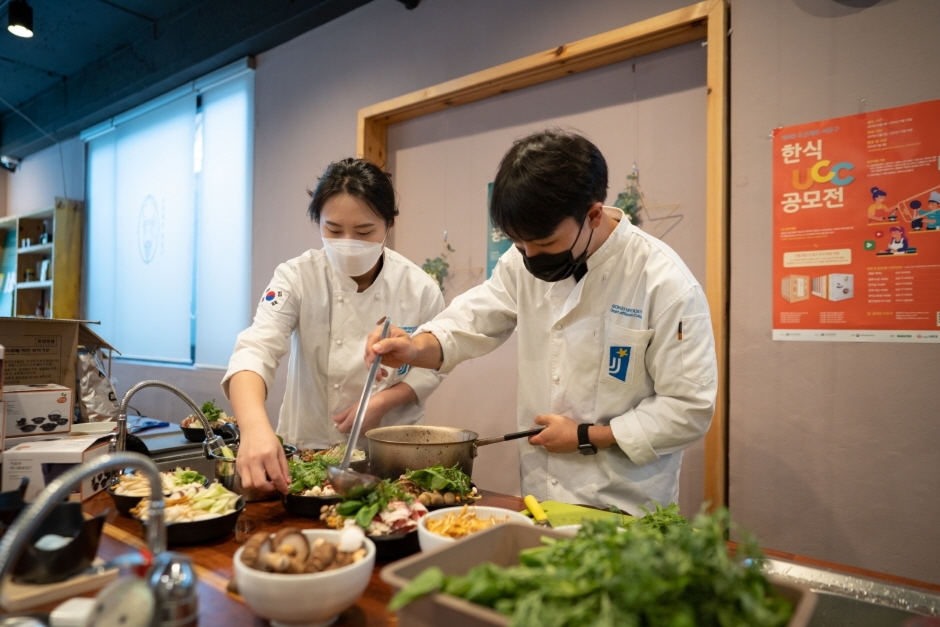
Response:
[577,423,597,455]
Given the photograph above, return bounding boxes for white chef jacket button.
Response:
[337,296,344,303]
[552,375,559,382]
[555,324,562,330]
[335,339,343,346]
[551,478,558,486]
[333,383,340,390]
[374,294,380,300]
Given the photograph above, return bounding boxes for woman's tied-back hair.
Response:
[490,129,608,242]
[870,186,887,200]
[307,158,398,226]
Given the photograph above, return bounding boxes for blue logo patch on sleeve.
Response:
[608,346,631,382]
[397,326,417,376]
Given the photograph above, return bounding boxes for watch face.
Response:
[578,443,597,455]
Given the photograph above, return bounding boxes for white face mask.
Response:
[322,235,386,277]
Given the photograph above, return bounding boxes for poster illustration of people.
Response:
[772,98,940,343]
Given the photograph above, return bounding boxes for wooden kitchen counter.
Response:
[81,490,939,627]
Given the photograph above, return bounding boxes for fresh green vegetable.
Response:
[189,482,240,515]
[200,399,224,423]
[389,507,793,626]
[336,479,413,530]
[403,463,472,496]
[172,468,206,486]
[636,501,688,534]
[216,445,236,477]
[288,455,341,494]
[388,567,446,611]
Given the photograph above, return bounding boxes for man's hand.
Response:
[234,428,290,494]
[528,414,579,453]
[332,391,390,434]
[365,319,444,380]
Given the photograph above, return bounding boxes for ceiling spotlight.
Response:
[8,0,34,38]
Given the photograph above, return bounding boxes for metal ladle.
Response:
[328,317,391,497]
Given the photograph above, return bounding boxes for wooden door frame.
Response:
[357,1,730,508]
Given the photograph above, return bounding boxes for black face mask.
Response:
[518,219,593,283]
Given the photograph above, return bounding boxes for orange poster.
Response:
[773,98,940,343]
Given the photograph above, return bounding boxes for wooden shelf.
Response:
[16,280,53,290]
[17,243,54,255]
[0,198,83,319]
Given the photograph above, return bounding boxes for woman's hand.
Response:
[235,427,290,494]
[527,414,579,453]
[332,391,391,434]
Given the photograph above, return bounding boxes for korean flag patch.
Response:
[608,346,631,382]
[260,287,289,312]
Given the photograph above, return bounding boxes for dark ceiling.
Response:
[0,0,377,158]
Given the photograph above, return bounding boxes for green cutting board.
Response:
[521,500,634,527]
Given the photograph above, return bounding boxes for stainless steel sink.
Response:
[761,558,940,626]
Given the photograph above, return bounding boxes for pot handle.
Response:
[474,428,545,450]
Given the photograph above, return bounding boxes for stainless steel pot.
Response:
[365,425,543,480]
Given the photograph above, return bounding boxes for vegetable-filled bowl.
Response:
[417,505,533,553]
[321,479,428,561]
[132,482,244,546]
[180,399,234,441]
[281,446,367,517]
[108,468,209,517]
[234,527,375,627]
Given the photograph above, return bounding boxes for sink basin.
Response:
[809,591,925,627]
[761,559,939,627]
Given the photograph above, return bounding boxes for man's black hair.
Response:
[307,158,398,226]
[490,129,608,242]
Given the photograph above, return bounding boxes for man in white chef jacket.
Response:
[367,130,717,514]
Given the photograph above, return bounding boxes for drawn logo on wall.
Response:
[608,346,631,382]
[138,195,164,264]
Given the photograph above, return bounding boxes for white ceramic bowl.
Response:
[234,529,376,627]
[417,505,533,552]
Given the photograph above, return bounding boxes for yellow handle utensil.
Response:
[524,495,552,528]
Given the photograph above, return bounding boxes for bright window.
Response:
[83,61,253,367]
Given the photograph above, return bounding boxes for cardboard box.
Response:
[2,436,111,502]
[4,384,72,440]
[0,318,117,393]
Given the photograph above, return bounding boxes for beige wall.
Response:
[5,138,84,215]
[8,0,938,583]
[729,0,940,584]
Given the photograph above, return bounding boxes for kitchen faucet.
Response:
[111,380,228,462]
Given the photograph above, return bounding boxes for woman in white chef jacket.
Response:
[223,158,444,493]
[366,131,718,515]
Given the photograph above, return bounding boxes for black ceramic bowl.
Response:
[281,492,341,518]
[180,425,227,442]
[107,484,143,517]
[370,529,420,561]
[140,497,246,546]
[0,478,29,540]
[12,502,106,584]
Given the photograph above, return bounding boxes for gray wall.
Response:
[5,0,938,584]
[729,0,940,584]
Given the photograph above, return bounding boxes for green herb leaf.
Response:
[388,566,445,611]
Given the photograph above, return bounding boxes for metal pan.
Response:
[365,425,543,481]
